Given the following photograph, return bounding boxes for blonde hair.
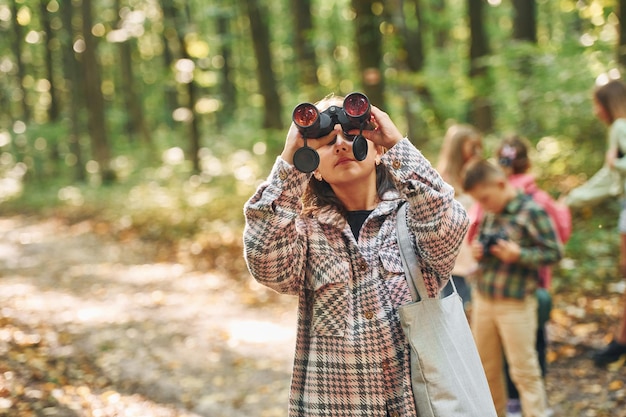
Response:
[436,124,482,191]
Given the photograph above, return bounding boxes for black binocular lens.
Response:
[291,92,372,173]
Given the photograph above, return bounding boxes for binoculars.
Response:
[291,92,372,173]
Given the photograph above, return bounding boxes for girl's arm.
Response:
[383,139,470,286]
[243,158,309,295]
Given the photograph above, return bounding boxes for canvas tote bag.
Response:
[396,203,496,417]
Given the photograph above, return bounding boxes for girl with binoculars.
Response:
[243,94,469,417]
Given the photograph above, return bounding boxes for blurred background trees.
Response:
[0,0,622,180]
[0,0,625,287]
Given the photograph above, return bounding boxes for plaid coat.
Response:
[243,138,469,417]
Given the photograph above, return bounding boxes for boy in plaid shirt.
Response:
[462,159,561,417]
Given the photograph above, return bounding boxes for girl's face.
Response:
[594,97,611,125]
[315,128,380,188]
[312,98,381,188]
[462,138,482,163]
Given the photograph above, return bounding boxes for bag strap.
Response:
[396,203,457,301]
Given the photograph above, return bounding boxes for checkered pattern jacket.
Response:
[243,138,469,417]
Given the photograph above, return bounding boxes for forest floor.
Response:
[0,215,624,417]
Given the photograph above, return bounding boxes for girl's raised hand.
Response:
[281,122,336,166]
[358,105,404,150]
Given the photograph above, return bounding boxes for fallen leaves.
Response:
[545,292,626,416]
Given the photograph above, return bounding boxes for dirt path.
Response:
[0,215,297,416]
[0,215,624,416]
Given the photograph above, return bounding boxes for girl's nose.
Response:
[333,126,350,152]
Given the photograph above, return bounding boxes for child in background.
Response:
[495,135,571,415]
[566,78,626,366]
[463,159,562,417]
[436,124,483,308]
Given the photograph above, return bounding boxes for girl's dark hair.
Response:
[302,163,397,214]
[496,134,531,175]
[594,79,626,123]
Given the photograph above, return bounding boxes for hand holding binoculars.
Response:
[291,92,372,173]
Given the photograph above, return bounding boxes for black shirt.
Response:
[346,210,373,240]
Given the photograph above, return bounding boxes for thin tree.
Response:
[160,0,203,172]
[160,0,180,127]
[216,7,236,128]
[512,0,537,42]
[388,0,441,143]
[39,0,60,122]
[113,0,152,145]
[467,0,493,132]
[432,0,448,48]
[512,0,537,134]
[10,0,30,122]
[59,0,85,181]
[291,0,319,87]
[243,0,283,129]
[351,0,385,108]
[80,0,114,182]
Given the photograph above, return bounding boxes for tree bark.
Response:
[291,0,319,87]
[59,0,85,181]
[160,0,181,127]
[175,2,202,172]
[243,0,283,129]
[467,0,493,132]
[432,0,448,48]
[10,0,30,121]
[387,0,439,143]
[351,0,385,108]
[39,0,60,122]
[512,0,537,43]
[80,0,114,182]
[114,0,152,145]
[216,10,237,128]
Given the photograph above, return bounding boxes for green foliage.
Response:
[555,200,622,294]
[2,0,626,284]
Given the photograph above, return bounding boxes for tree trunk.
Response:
[512,0,537,43]
[291,0,319,87]
[387,0,439,143]
[80,0,114,182]
[351,0,385,108]
[432,0,448,48]
[40,0,60,122]
[216,10,237,128]
[173,2,202,173]
[114,0,152,145]
[512,0,537,135]
[10,0,30,121]
[243,0,283,129]
[404,0,425,73]
[467,0,493,132]
[59,0,85,181]
[160,0,181,127]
